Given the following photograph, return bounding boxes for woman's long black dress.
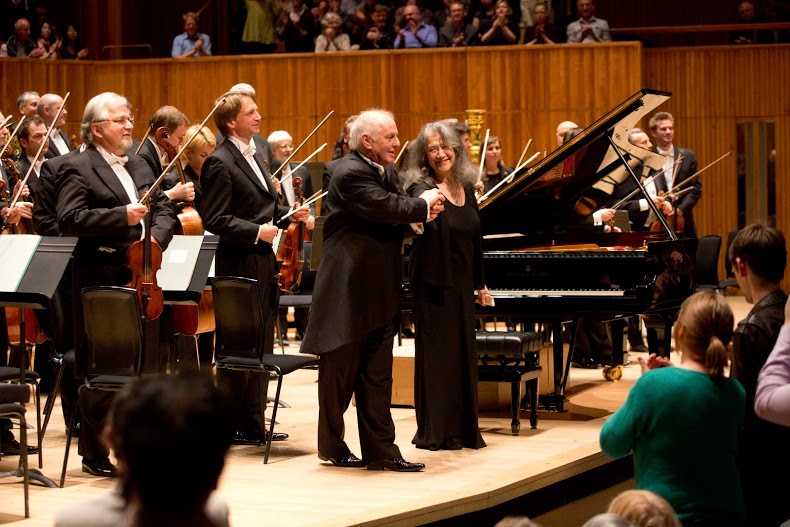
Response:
[409,184,486,450]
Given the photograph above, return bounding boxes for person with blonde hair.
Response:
[600,290,746,526]
[607,489,681,527]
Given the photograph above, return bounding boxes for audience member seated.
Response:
[607,489,682,527]
[729,222,790,527]
[315,12,353,51]
[343,0,377,46]
[439,1,478,47]
[731,1,775,44]
[358,4,395,49]
[478,0,519,45]
[601,290,746,526]
[276,0,319,52]
[755,295,790,427]
[55,372,233,527]
[6,18,44,57]
[566,0,610,44]
[494,516,545,527]
[35,21,60,59]
[472,0,496,29]
[59,25,89,60]
[523,2,558,44]
[172,11,212,58]
[394,4,438,48]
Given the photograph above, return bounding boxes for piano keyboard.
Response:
[491,289,626,297]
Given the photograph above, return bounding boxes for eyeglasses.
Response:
[95,117,135,126]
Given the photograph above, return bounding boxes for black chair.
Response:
[60,286,144,487]
[41,287,76,441]
[718,230,741,294]
[0,365,42,469]
[276,293,312,354]
[694,234,722,292]
[211,276,319,463]
[0,384,32,517]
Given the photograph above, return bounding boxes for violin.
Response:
[0,153,33,235]
[154,127,204,236]
[649,191,685,234]
[277,176,305,293]
[126,212,164,321]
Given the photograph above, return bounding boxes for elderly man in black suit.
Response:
[57,92,177,477]
[301,109,445,472]
[649,111,701,239]
[200,90,310,445]
[37,93,73,159]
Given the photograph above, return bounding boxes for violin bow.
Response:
[668,151,731,195]
[281,191,328,221]
[133,124,154,156]
[514,138,532,170]
[394,140,409,165]
[476,128,490,186]
[609,157,683,210]
[5,92,70,215]
[278,143,327,184]
[0,115,26,160]
[140,97,226,203]
[478,151,539,204]
[0,114,13,136]
[270,110,334,181]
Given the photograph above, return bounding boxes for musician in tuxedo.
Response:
[37,93,73,158]
[15,116,49,199]
[57,92,177,477]
[300,109,444,471]
[213,83,274,169]
[649,111,701,238]
[613,128,674,233]
[268,130,316,342]
[137,105,194,204]
[200,91,309,445]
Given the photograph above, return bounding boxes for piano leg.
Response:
[541,320,570,412]
[609,319,627,366]
[645,317,675,358]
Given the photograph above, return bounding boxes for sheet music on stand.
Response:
[0,236,40,293]
[158,235,218,304]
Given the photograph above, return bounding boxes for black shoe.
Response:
[280,334,291,346]
[82,458,118,477]
[629,344,648,353]
[231,431,263,445]
[366,456,425,472]
[571,356,601,369]
[442,438,463,450]
[401,327,415,338]
[318,452,365,468]
[0,438,38,455]
[265,430,288,442]
[66,422,81,436]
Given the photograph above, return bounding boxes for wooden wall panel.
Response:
[644,45,790,281]
[2,44,786,285]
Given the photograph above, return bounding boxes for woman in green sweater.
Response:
[600,291,746,527]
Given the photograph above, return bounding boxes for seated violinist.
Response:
[56,92,177,477]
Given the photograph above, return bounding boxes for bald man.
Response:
[555,121,578,147]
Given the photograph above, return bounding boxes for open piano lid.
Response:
[479,88,672,243]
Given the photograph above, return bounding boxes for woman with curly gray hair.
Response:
[401,120,489,452]
[315,12,351,52]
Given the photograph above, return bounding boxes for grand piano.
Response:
[477,88,696,411]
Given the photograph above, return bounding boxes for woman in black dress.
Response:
[401,121,489,451]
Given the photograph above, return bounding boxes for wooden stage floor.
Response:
[0,296,751,526]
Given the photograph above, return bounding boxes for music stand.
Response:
[0,235,77,489]
[159,235,218,305]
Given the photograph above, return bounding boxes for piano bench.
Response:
[476,331,543,435]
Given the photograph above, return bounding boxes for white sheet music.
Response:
[158,235,204,291]
[0,234,40,292]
